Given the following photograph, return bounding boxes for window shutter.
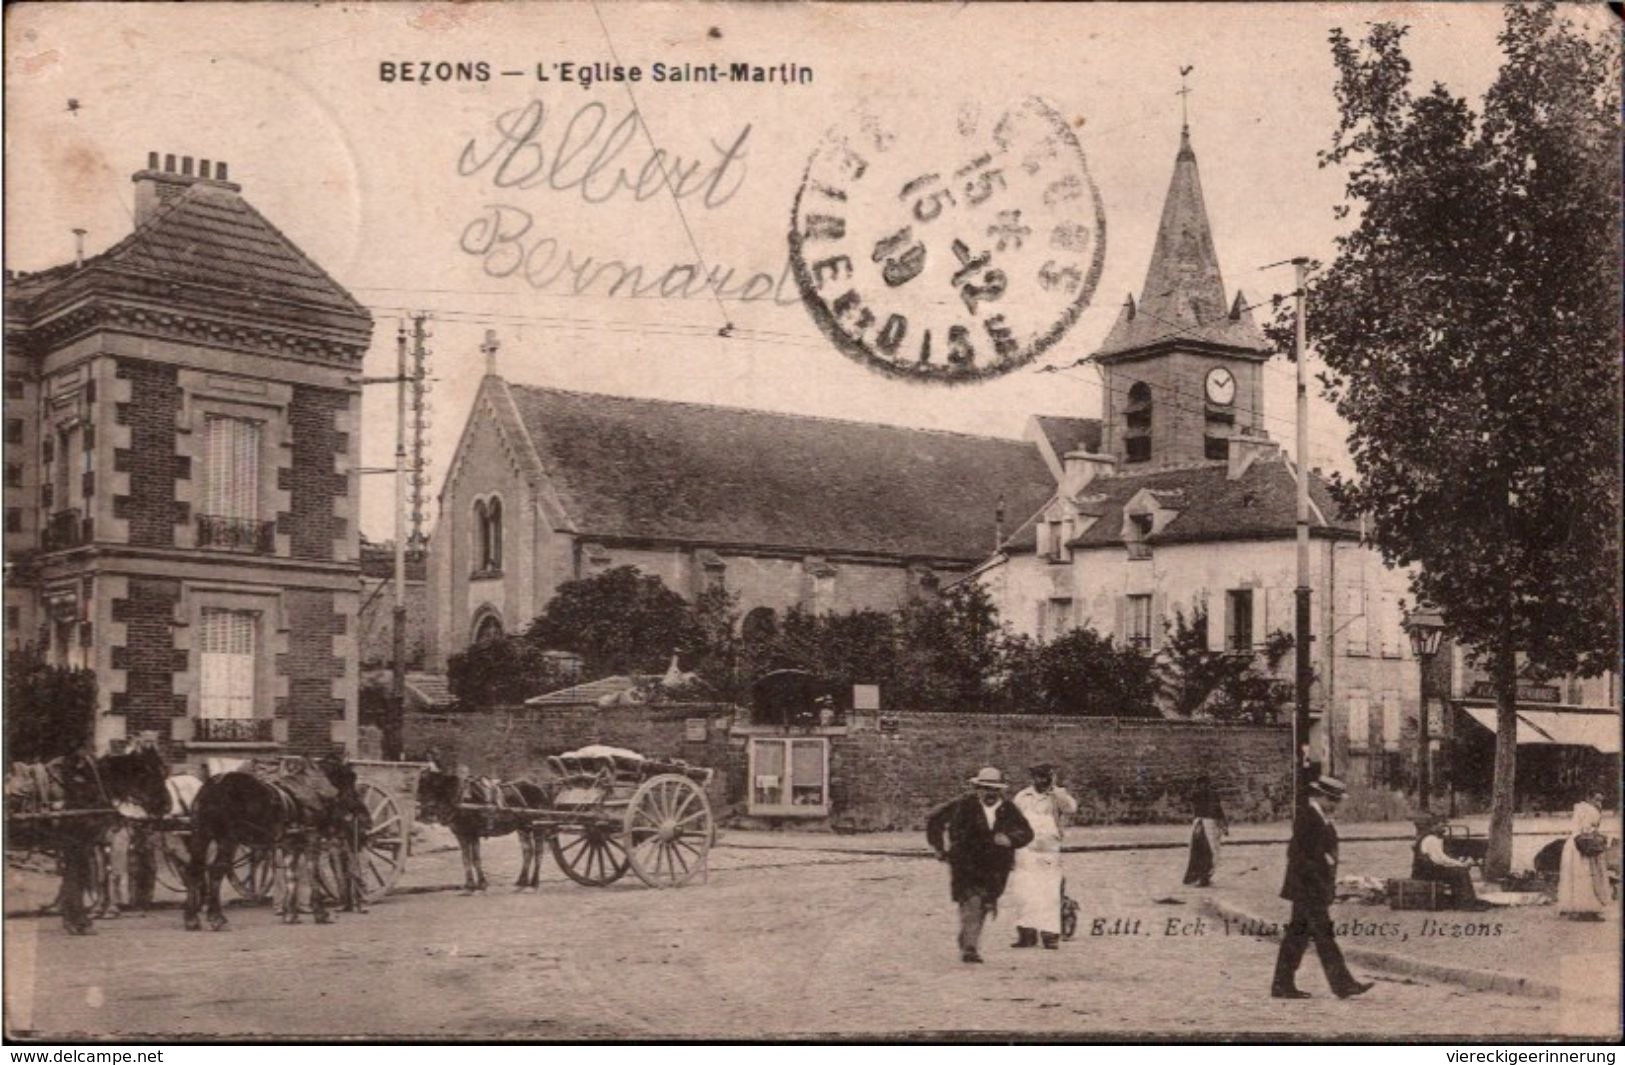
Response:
[1251,589,1266,650]
[1114,596,1128,646]
[1150,591,1166,650]
[1205,594,1223,652]
[1376,593,1393,657]
[1036,601,1047,642]
[1223,591,1237,650]
[1347,691,1370,750]
[1381,691,1401,751]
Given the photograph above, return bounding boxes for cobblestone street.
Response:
[6,831,1617,1040]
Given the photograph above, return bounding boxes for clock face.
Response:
[1205,367,1236,406]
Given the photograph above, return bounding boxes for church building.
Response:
[975,122,1423,811]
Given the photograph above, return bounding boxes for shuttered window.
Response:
[1380,690,1402,751]
[199,607,257,719]
[204,416,261,520]
[1347,691,1370,750]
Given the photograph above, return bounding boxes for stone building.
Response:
[427,341,1067,666]
[975,122,1427,812]
[3,152,371,767]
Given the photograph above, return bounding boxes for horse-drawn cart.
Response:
[462,747,716,889]
[150,757,429,906]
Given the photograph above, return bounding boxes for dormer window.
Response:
[1124,382,1153,464]
[1046,517,1073,562]
[1126,512,1153,560]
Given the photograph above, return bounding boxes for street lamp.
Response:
[1403,605,1446,812]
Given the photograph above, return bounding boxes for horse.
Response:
[182,754,361,930]
[415,763,552,893]
[5,747,170,934]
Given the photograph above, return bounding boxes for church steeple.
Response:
[1097,121,1265,358]
[1094,110,1273,471]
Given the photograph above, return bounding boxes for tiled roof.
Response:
[6,178,367,321]
[1032,415,1103,459]
[525,675,647,706]
[1068,454,1359,548]
[504,383,1059,562]
[1096,128,1268,358]
[99,182,367,316]
[405,672,455,709]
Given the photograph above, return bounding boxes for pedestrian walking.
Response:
[1556,791,1610,920]
[1007,763,1077,949]
[925,767,1034,964]
[1270,775,1373,999]
[1181,773,1228,888]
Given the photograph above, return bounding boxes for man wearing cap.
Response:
[1006,764,1078,950]
[926,767,1035,963]
[1271,775,1373,999]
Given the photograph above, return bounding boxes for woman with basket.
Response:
[1557,791,1611,920]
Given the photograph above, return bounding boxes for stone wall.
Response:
[405,706,1293,832]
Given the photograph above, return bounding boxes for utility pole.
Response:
[1292,257,1313,811]
[388,321,410,761]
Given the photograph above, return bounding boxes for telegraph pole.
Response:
[1292,257,1313,811]
[388,321,410,761]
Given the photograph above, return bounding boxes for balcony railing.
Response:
[41,508,84,552]
[196,514,276,554]
[193,717,275,743]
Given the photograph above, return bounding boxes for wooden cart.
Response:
[150,758,429,905]
[465,749,715,889]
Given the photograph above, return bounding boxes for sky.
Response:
[3,2,1527,539]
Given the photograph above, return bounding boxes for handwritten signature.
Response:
[458,99,752,210]
[460,204,797,305]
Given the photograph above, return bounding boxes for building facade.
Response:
[976,123,1427,811]
[3,152,372,767]
[427,353,1068,667]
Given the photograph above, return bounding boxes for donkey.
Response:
[183,756,354,930]
[415,764,552,893]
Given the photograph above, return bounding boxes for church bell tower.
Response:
[1095,119,1273,470]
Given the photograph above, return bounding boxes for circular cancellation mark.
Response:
[789,96,1106,384]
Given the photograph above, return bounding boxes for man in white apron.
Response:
[1007,763,1078,949]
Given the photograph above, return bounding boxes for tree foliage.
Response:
[1307,4,1620,874]
[525,565,702,678]
[1004,627,1161,718]
[1154,608,1296,724]
[4,647,97,761]
[446,634,568,709]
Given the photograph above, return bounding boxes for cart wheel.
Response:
[622,774,712,888]
[228,844,276,902]
[349,781,406,902]
[550,823,631,886]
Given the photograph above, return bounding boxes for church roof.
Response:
[1096,127,1269,359]
[502,383,1058,563]
[1066,455,1360,548]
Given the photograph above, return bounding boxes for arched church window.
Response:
[473,498,503,574]
[1125,382,1153,464]
[473,612,504,645]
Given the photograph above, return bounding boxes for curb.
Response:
[1192,895,1564,1000]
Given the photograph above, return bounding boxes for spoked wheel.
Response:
[622,774,712,888]
[227,844,276,902]
[549,823,631,886]
[349,782,407,902]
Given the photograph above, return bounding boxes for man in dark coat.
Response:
[1271,775,1373,999]
[926,767,1035,963]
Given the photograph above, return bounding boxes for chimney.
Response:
[1227,429,1281,481]
[1060,448,1116,496]
[72,228,87,269]
[132,151,240,226]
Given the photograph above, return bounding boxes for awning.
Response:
[1460,705,1620,754]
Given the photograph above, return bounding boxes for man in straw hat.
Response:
[1271,775,1373,999]
[1006,763,1078,950]
[926,767,1035,963]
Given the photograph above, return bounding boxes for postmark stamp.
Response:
[789,96,1105,383]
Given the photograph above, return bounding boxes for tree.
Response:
[1155,608,1296,724]
[525,566,702,678]
[446,634,565,708]
[1308,4,1620,876]
[1020,627,1160,718]
[894,583,1007,712]
[4,647,97,761]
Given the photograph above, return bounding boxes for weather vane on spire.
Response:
[1177,65,1195,130]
